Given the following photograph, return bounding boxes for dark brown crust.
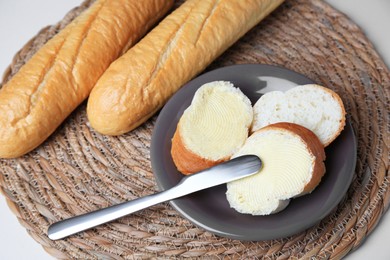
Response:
[263,122,326,194]
[170,124,228,175]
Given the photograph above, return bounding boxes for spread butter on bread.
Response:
[171,81,253,175]
[0,0,174,158]
[252,84,346,146]
[86,0,284,136]
[226,122,326,215]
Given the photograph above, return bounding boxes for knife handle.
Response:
[47,189,174,240]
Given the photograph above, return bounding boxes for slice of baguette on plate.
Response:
[226,122,326,215]
[171,81,253,175]
[252,84,346,146]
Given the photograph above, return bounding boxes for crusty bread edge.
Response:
[310,84,347,147]
[171,123,228,175]
[262,122,326,195]
[295,84,347,147]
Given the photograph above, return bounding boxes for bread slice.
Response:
[252,84,346,146]
[171,81,253,175]
[226,122,326,215]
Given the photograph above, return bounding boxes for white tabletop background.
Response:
[0,1,389,259]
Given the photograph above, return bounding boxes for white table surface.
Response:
[0,1,388,259]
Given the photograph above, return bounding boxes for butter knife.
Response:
[48,155,261,240]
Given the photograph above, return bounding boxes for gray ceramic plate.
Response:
[151,64,356,241]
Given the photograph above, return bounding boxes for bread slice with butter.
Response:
[226,122,326,215]
[252,84,346,146]
[171,81,253,175]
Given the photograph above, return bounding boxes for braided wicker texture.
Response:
[0,0,389,259]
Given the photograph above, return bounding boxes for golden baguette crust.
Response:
[0,0,174,158]
[171,127,227,175]
[263,122,326,195]
[87,0,284,135]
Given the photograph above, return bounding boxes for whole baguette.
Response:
[0,0,174,158]
[87,0,284,135]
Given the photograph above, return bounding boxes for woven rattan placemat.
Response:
[1,0,389,259]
